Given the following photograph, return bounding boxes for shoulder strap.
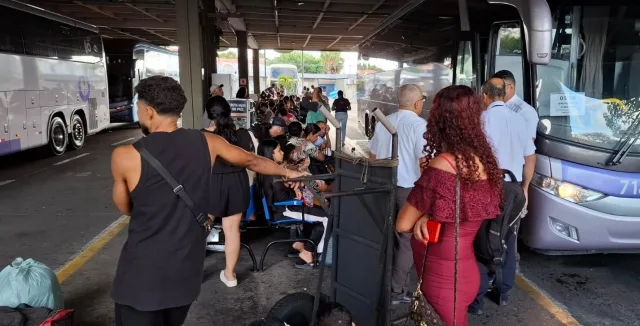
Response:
[135,141,209,228]
[441,155,457,172]
[453,173,460,326]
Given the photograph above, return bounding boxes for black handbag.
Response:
[408,173,460,326]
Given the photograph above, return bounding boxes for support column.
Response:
[252,49,260,95]
[236,31,249,92]
[202,0,217,99]
[176,0,204,129]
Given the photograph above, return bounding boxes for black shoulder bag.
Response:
[135,142,212,232]
[408,173,460,326]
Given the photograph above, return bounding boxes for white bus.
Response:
[105,40,179,123]
[267,64,301,95]
[0,0,109,157]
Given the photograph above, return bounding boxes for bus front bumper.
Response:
[521,187,640,254]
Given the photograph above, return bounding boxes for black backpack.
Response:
[473,169,527,291]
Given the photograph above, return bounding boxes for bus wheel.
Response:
[49,117,68,156]
[69,114,85,150]
[369,116,377,139]
[365,115,371,138]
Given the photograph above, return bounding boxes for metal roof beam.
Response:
[90,19,176,29]
[246,25,367,37]
[312,0,331,29]
[144,29,176,43]
[349,0,385,30]
[72,1,120,20]
[125,3,164,23]
[102,27,150,42]
[326,36,342,48]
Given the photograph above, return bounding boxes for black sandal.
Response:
[294,257,316,270]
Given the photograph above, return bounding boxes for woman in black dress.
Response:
[202,96,254,287]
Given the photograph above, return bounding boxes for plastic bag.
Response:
[0,258,63,310]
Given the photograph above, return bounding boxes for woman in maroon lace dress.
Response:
[396,85,503,326]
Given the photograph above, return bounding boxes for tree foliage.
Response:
[278,75,295,94]
[499,35,522,55]
[320,52,344,74]
[358,63,383,72]
[218,51,237,59]
[268,51,323,73]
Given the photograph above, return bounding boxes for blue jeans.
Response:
[335,112,348,146]
[469,229,518,311]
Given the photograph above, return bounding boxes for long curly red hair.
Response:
[424,85,503,193]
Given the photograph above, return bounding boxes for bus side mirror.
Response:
[488,0,553,65]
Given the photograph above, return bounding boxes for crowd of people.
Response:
[109,77,354,326]
[108,67,534,325]
[376,71,536,326]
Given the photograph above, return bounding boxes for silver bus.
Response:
[105,40,179,123]
[357,0,640,254]
[0,0,109,156]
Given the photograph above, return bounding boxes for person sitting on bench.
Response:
[257,139,329,269]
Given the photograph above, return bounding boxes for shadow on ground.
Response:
[61,228,564,326]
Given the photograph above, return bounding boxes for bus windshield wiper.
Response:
[606,112,640,166]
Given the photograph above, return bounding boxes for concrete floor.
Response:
[0,120,638,325]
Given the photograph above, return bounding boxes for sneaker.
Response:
[391,291,412,305]
[220,270,237,287]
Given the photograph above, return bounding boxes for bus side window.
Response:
[494,23,524,99]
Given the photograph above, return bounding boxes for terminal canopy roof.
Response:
[23,0,520,62]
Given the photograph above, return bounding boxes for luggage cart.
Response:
[269,108,399,326]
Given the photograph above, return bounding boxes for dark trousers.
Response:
[391,187,414,296]
[115,303,191,326]
[301,222,325,253]
[469,230,518,311]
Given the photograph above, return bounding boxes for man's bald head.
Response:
[397,84,425,115]
[482,77,506,99]
[481,77,506,108]
[397,84,423,107]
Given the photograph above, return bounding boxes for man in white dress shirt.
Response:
[368,84,427,304]
[469,77,536,314]
[493,70,539,141]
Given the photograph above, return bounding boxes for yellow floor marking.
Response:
[516,273,582,326]
[55,215,130,284]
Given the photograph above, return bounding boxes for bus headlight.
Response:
[532,173,606,203]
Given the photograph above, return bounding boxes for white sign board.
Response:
[550,92,586,116]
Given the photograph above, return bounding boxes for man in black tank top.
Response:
[110,76,307,326]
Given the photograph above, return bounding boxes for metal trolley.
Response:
[272,107,399,326]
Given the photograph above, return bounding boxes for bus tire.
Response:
[364,114,371,138]
[369,116,377,139]
[265,292,315,326]
[49,116,68,156]
[69,114,85,150]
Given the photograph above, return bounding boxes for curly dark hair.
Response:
[424,85,503,193]
[135,76,186,117]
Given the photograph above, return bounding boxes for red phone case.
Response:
[427,220,442,243]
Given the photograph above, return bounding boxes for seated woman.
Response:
[286,122,329,192]
[257,139,329,269]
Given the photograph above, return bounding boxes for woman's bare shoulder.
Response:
[429,154,456,174]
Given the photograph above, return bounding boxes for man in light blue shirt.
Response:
[470,77,536,314]
[368,84,427,304]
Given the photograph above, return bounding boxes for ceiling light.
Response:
[298,2,304,5]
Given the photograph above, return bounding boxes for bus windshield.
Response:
[270,66,298,79]
[536,5,640,153]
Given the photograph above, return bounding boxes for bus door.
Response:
[452,31,482,92]
[487,21,535,106]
